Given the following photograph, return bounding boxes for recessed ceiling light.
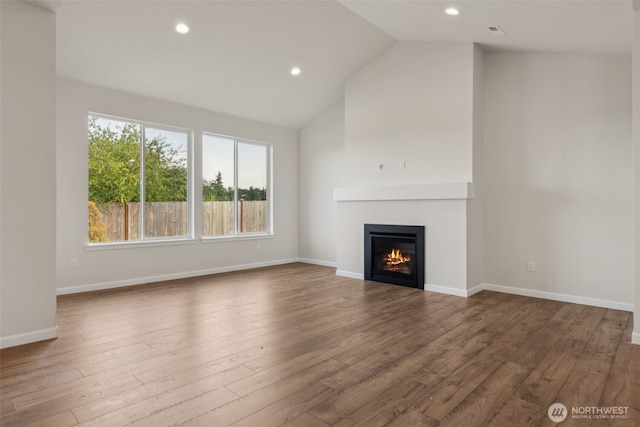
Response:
[176,23,189,34]
[290,67,301,76]
[444,7,460,16]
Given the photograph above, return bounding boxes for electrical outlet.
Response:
[527,261,535,272]
[70,258,78,269]
[256,242,261,251]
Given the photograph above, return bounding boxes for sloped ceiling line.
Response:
[20,0,63,13]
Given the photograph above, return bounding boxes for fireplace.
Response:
[364,224,425,289]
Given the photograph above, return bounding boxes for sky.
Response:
[202,133,268,189]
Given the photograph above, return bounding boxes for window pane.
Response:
[238,142,268,233]
[88,116,141,243]
[144,127,189,238]
[203,134,235,236]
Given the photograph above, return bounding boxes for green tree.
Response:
[88,201,108,242]
[203,171,232,201]
[88,117,140,205]
[143,138,187,202]
[238,186,266,201]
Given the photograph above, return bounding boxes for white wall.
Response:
[335,42,477,294]
[344,42,474,187]
[57,78,299,293]
[0,1,58,348]
[298,99,344,266]
[484,52,633,309]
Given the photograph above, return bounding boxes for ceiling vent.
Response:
[487,25,507,36]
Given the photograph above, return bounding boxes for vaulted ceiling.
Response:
[54,1,634,129]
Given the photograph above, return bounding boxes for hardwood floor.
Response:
[1,263,638,426]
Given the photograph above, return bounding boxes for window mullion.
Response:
[234,139,239,235]
[266,145,271,234]
[140,124,146,240]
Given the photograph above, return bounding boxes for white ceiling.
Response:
[342,0,633,55]
[55,0,634,129]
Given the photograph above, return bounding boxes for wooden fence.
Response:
[96,201,267,241]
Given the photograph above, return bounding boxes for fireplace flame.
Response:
[383,248,411,266]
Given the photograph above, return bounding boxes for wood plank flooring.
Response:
[1,263,638,426]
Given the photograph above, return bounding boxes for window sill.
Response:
[86,234,275,250]
[201,233,275,244]
[86,238,197,251]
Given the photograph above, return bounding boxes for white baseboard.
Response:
[424,284,469,297]
[334,270,472,297]
[0,327,58,349]
[480,283,634,312]
[632,331,640,345]
[297,258,337,268]
[57,258,299,295]
[57,262,634,314]
[336,270,364,280]
[466,284,485,296]
[329,271,633,312]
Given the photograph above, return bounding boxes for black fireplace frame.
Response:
[364,224,425,289]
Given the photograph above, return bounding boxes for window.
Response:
[88,114,191,243]
[202,133,270,237]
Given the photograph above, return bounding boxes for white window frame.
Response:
[202,132,272,240]
[87,112,194,248]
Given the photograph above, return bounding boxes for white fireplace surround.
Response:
[333,182,474,202]
[333,182,472,298]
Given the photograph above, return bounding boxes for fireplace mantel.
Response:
[333,182,473,202]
